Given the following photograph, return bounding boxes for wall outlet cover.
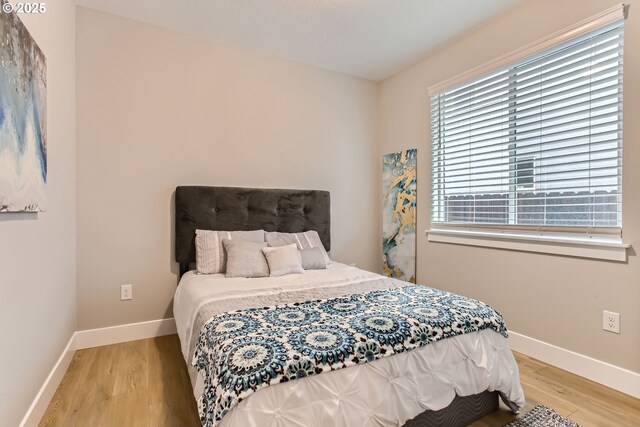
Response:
[121,284,133,301]
[602,310,620,334]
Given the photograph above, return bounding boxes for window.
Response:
[430,12,625,243]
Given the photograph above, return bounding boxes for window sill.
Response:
[426,229,630,262]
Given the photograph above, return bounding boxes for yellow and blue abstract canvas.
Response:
[383,149,416,283]
[0,1,47,212]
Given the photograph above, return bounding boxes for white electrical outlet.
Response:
[602,310,620,334]
[121,284,133,301]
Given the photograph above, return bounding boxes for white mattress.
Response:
[174,263,525,426]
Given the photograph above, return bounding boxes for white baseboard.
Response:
[20,318,177,427]
[19,334,76,427]
[74,318,177,350]
[509,331,640,399]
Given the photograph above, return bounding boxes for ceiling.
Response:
[76,0,521,81]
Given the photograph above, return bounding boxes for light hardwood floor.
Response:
[39,335,640,427]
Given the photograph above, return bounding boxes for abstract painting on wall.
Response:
[382,149,416,283]
[0,0,47,212]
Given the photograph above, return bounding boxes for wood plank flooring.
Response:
[39,335,200,427]
[39,335,640,427]
[471,352,640,427]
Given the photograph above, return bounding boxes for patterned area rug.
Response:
[504,405,582,427]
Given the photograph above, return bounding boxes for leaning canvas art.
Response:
[382,149,417,283]
[0,0,47,212]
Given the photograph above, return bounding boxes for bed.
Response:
[173,186,525,427]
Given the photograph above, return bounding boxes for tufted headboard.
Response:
[175,186,330,277]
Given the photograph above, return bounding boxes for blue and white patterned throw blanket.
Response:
[193,284,508,426]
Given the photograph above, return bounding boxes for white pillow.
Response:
[223,239,270,278]
[195,229,265,274]
[262,244,304,277]
[265,230,330,265]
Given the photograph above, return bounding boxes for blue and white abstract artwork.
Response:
[382,149,417,283]
[0,0,47,212]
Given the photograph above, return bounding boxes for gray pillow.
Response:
[195,229,265,274]
[222,239,269,278]
[265,230,331,265]
[300,247,328,270]
[262,244,304,277]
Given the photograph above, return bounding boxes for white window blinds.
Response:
[430,16,624,234]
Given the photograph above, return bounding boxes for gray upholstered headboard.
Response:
[175,186,330,277]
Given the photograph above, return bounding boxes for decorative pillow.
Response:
[265,230,330,265]
[299,247,328,270]
[262,244,304,277]
[195,229,265,274]
[222,239,269,278]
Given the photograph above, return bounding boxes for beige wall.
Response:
[0,2,77,425]
[76,8,379,330]
[378,0,640,373]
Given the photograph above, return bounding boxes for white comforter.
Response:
[174,263,525,427]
